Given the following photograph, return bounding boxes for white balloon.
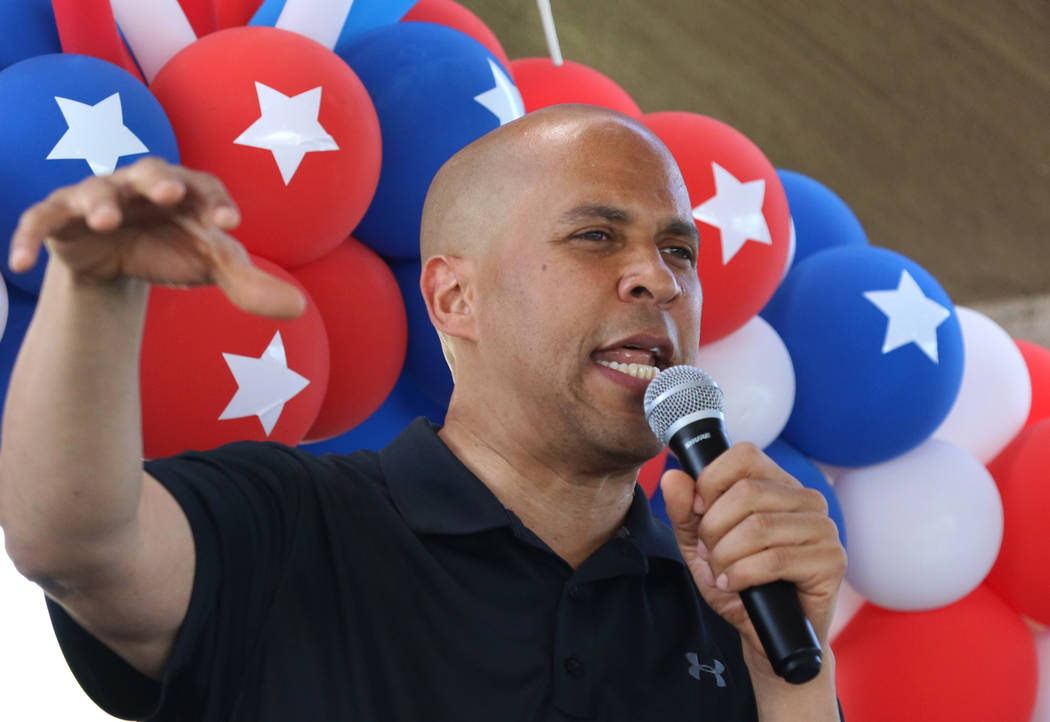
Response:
[933,306,1031,463]
[696,315,795,449]
[0,275,8,343]
[111,0,197,81]
[276,0,355,50]
[0,530,121,720]
[1034,630,1050,722]
[835,438,1003,611]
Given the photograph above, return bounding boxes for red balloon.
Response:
[1016,340,1050,428]
[986,418,1050,624]
[642,112,790,345]
[140,256,330,458]
[835,586,1037,722]
[51,0,145,83]
[178,0,218,36]
[149,27,382,268]
[291,238,407,442]
[402,0,511,70]
[637,448,669,498]
[214,0,263,29]
[508,58,642,118]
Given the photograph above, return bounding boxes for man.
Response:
[0,105,845,720]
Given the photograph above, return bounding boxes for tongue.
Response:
[593,347,656,366]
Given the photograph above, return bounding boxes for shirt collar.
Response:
[379,418,683,565]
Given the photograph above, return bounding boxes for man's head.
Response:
[419,105,702,471]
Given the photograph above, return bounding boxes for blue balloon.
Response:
[391,259,454,407]
[761,245,963,466]
[0,0,61,72]
[764,439,847,550]
[776,170,868,272]
[250,0,416,46]
[338,22,522,258]
[300,372,446,454]
[0,54,179,295]
[0,284,39,444]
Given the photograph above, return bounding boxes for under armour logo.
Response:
[686,652,727,687]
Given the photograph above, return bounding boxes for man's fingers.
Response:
[698,479,827,549]
[660,468,699,529]
[712,538,847,595]
[216,261,307,320]
[9,194,81,271]
[705,511,839,582]
[695,442,800,511]
[176,167,241,230]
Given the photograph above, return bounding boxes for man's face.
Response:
[471,122,702,470]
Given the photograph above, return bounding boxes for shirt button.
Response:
[568,585,583,600]
[564,656,585,677]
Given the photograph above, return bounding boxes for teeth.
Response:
[596,360,658,380]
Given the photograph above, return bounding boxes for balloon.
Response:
[338,22,524,259]
[178,0,218,36]
[403,0,511,70]
[140,255,329,458]
[761,245,964,466]
[763,439,846,549]
[291,238,407,442]
[642,112,791,345]
[1033,630,1050,722]
[835,438,1002,611]
[986,419,1050,625]
[50,0,144,82]
[300,372,447,454]
[695,315,795,449]
[0,0,62,71]
[149,27,381,269]
[835,586,1037,722]
[391,259,454,407]
[508,58,641,117]
[0,53,180,295]
[775,169,868,273]
[637,448,669,498]
[216,0,264,29]
[110,0,198,81]
[1016,339,1050,428]
[253,0,417,47]
[932,307,1031,462]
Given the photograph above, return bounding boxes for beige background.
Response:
[459,0,1050,343]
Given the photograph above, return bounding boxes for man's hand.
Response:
[8,156,305,319]
[661,443,846,676]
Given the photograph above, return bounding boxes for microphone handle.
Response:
[670,417,823,685]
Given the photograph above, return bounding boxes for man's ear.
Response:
[420,254,477,341]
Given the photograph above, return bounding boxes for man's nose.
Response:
[617,248,682,307]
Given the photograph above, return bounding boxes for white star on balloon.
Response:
[863,270,952,363]
[692,162,772,265]
[473,58,525,126]
[46,93,149,176]
[218,331,310,435]
[234,82,339,185]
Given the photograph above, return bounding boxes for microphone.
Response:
[644,365,823,685]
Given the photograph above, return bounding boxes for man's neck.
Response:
[438,408,638,569]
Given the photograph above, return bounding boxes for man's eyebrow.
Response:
[559,204,632,224]
[662,218,700,243]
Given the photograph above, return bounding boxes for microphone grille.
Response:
[644,365,724,443]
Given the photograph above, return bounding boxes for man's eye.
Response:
[577,230,611,241]
[663,246,696,264]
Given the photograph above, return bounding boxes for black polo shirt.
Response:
[47,418,758,721]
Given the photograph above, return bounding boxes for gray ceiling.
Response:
[459,0,1050,305]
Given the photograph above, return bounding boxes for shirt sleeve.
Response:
[47,441,323,721]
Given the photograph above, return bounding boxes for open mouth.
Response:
[592,338,670,381]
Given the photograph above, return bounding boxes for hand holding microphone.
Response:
[645,366,846,685]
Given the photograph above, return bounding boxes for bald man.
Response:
[0,105,845,721]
